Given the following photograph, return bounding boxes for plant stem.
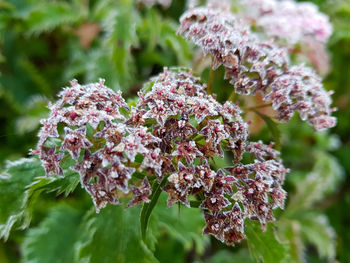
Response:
[207,68,214,94]
[140,175,168,241]
[228,90,236,101]
[243,103,272,111]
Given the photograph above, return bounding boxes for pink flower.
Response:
[178,6,336,130]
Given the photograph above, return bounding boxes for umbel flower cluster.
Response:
[33,0,336,247]
[34,69,289,245]
[178,5,336,130]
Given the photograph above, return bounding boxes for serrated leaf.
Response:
[0,157,80,241]
[0,158,44,240]
[245,221,287,263]
[277,212,336,263]
[65,0,139,92]
[22,205,82,263]
[95,0,139,90]
[75,205,158,263]
[23,2,86,36]
[26,169,80,204]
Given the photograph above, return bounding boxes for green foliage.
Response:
[22,205,82,263]
[140,176,168,241]
[26,169,80,202]
[276,151,343,262]
[0,158,44,240]
[15,95,49,135]
[153,193,209,254]
[287,151,343,213]
[245,221,288,263]
[253,110,281,150]
[76,205,157,263]
[0,0,349,262]
[201,249,255,263]
[22,1,87,36]
[298,212,336,260]
[0,157,80,241]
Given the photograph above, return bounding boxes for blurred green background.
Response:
[0,0,349,262]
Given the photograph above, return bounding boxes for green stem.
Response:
[140,175,168,241]
[243,103,272,111]
[207,68,214,94]
[228,90,236,101]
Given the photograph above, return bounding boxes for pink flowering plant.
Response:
[33,68,291,245]
[0,0,343,262]
[31,0,336,243]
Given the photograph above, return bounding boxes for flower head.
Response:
[35,70,289,246]
[178,6,336,130]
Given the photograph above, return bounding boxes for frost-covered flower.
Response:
[39,147,63,177]
[35,69,289,246]
[127,178,152,208]
[34,80,159,212]
[135,69,288,245]
[141,148,164,178]
[178,6,336,130]
[60,127,92,160]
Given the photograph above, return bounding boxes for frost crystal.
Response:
[178,6,336,130]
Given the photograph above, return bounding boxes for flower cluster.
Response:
[35,79,157,211]
[35,69,288,246]
[237,0,333,73]
[178,6,336,131]
[239,0,332,45]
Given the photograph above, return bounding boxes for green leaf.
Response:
[204,249,255,263]
[152,192,209,254]
[276,218,305,263]
[254,110,281,150]
[245,221,288,263]
[137,9,192,67]
[0,158,44,240]
[0,157,80,241]
[15,95,49,135]
[287,151,343,212]
[76,205,158,263]
[140,176,168,241]
[298,212,336,260]
[94,0,139,90]
[277,212,336,263]
[22,205,82,263]
[23,2,87,36]
[26,169,80,205]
